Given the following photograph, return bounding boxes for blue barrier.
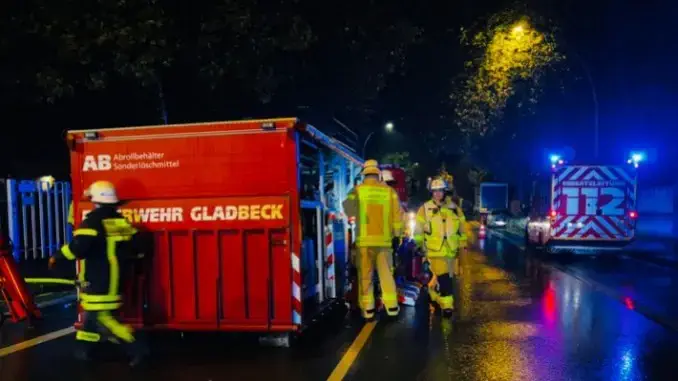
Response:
[3,179,71,260]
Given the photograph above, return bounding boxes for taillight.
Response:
[629,211,638,219]
[549,210,557,219]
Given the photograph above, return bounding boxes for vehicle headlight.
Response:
[408,212,416,236]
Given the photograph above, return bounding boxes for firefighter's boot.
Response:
[437,274,455,317]
[127,342,148,367]
[73,328,101,362]
[73,341,95,362]
[362,308,376,322]
[383,296,400,320]
[428,287,440,305]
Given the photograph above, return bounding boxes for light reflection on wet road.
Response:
[3,232,678,381]
[348,234,678,381]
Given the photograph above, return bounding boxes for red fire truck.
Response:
[66,118,363,339]
[379,165,408,206]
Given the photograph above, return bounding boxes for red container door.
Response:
[116,196,293,331]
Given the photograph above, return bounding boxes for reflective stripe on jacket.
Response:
[68,201,74,225]
[343,177,403,247]
[57,206,139,311]
[414,199,463,256]
[444,196,468,248]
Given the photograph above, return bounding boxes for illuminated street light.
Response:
[512,24,525,34]
[363,122,396,157]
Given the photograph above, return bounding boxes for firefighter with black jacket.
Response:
[49,180,146,366]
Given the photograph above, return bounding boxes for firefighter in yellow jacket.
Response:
[343,160,403,320]
[414,177,467,315]
[49,181,146,366]
[444,193,467,276]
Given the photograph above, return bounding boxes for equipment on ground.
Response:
[0,235,42,327]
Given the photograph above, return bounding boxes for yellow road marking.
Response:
[0,327,75,358]
[326,321,378,381]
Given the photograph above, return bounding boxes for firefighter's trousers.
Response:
[358,246,399,319]
[427,252,457,311]
[76,310,142,358]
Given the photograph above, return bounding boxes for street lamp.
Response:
[512,24,524,34]
[572,53,600,160]
[509,21,599,159]
[362,122,395,158]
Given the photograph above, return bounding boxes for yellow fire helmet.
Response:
[362,159,380,176]
[441,172,454,185]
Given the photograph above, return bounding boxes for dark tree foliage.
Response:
[0,0,174,102]
[195,0,315,104]
[0,0,424,126]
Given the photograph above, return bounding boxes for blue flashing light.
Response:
[628,151,645,168]
[549,154,561,164]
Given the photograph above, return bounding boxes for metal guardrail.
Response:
[1,179,72,260]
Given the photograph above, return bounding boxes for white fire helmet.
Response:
[428,178,448,192]
[381,169,395,183]
[38,175,55,192]
[85,181,119,205]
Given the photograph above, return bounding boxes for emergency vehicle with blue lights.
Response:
[525,153,642,255]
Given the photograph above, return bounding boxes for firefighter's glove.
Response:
[392,237,401,251]
[48,256,58,270]
[421,223,430,235]
[74,280,91,289]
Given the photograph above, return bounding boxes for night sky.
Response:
[0,0,675,192]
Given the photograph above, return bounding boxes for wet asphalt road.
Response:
[3,232,678,380]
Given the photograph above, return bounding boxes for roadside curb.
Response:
[493,227,678,269]
[484,228,678,332]
[547,262,678,332]
[623,251,678,269]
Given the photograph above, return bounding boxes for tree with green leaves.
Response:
[381,151,418,178]
[0,0,176,122]
[195,0,315,105]
[452,8,564,137]
[297,2,424,125]
[0,0,319,122]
